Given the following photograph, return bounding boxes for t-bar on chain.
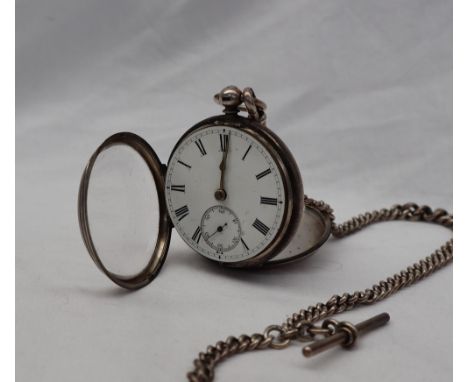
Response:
[187,201,453,381]
[187,86,453,382]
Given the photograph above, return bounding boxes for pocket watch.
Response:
[78,86,452,381]
[78,85,332,289]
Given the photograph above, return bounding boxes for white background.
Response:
[16,1,452,381]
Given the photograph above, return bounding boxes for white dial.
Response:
[165,125,286,262]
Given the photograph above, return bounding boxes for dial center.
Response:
[214,189,227,201]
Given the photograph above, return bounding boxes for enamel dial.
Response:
[165,124,286,263]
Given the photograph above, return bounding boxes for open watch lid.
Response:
[78,132,172,290]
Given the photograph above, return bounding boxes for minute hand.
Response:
[215,134,229,201]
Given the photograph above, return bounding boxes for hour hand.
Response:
[215,133,229,201]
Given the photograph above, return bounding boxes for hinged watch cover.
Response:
[78,132,172,289]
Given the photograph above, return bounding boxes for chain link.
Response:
[187,201,453,381]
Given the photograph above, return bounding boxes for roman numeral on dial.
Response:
[260,196,278,205]
[256,168,271,180]
[252,218,270,236]
[170,185,185,192]
[219,134,229,152]
[195,139,207,156]
[177,160,191,169]
[242,145,252,160]
[174,205,189,221]
[192,226,202,243]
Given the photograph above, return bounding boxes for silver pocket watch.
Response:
[78,85,332,289]
[78,86,452,380]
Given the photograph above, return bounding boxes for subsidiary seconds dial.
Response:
[201,205,241,253]
[165,124,286,262]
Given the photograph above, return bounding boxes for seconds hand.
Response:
[208,222,228,239]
